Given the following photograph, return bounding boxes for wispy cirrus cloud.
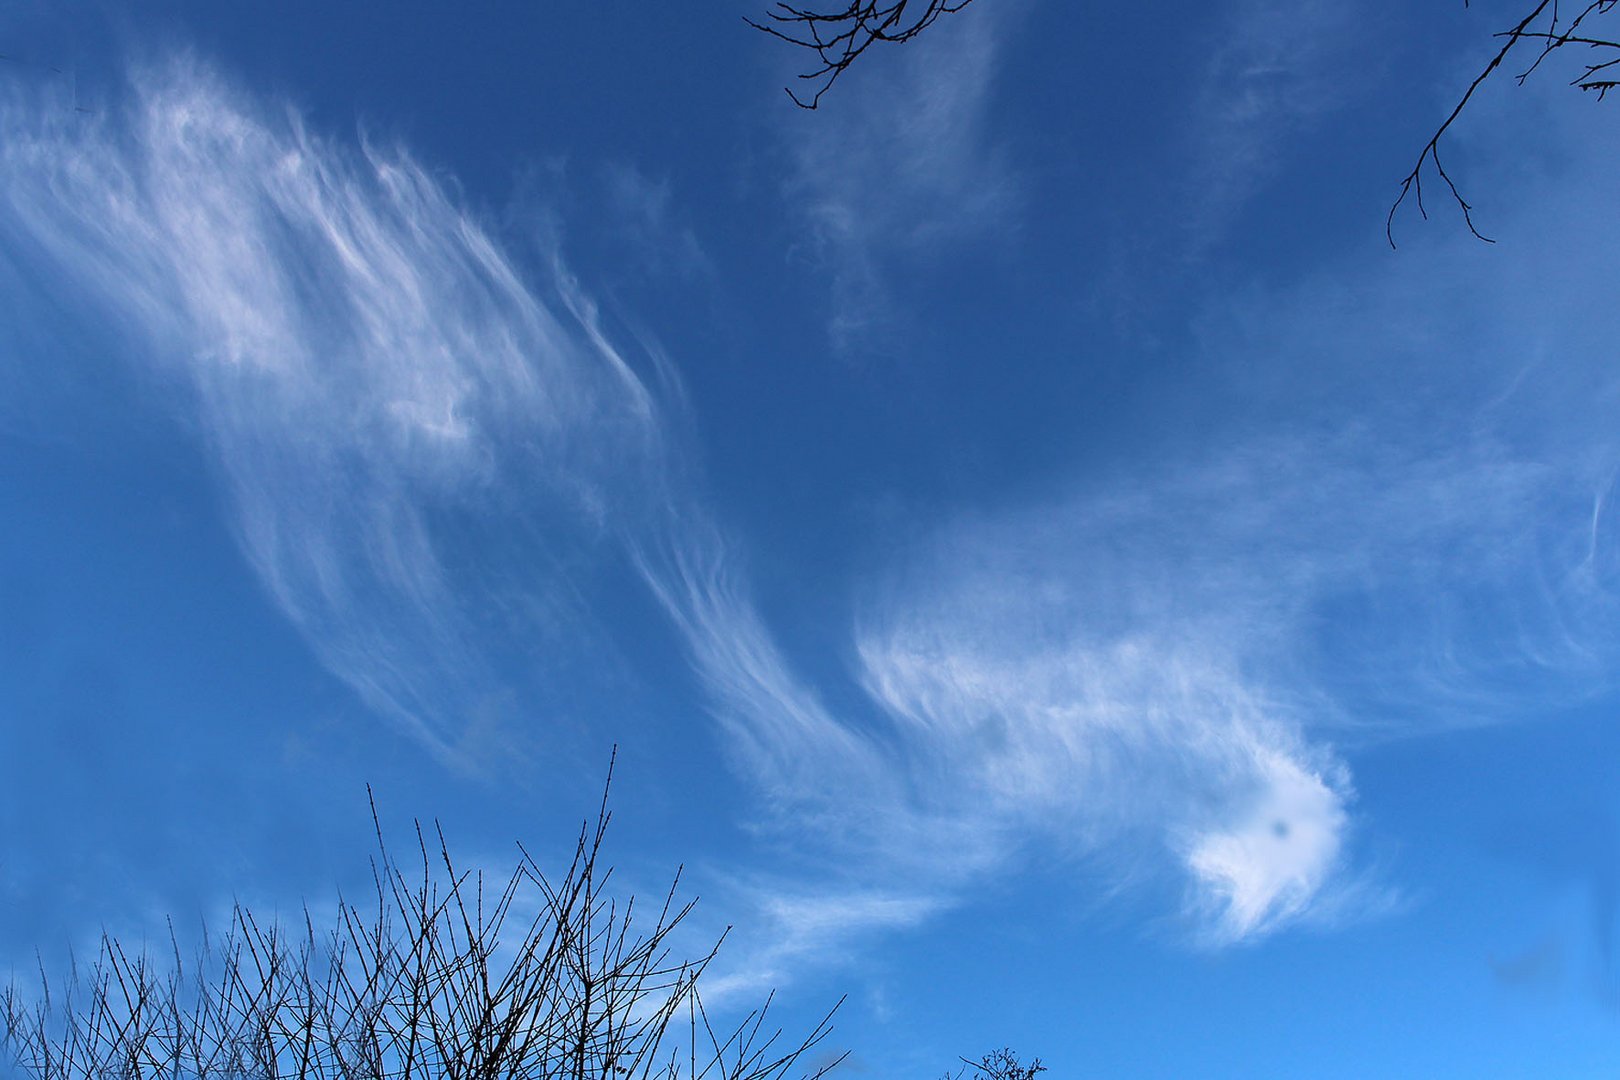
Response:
[855,456,1333,940]
[1182,0,1370,250]
[0,50,1404,951]
[9,40,1618,976]
[0,58,951,969]
[778,5,1016,352]
[0,58,667,770]
[695,883,943,1005]
[633,516,885,821]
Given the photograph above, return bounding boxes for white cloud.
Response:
[9,36,1618,971]
[0,58,667,769]
[0,64,960,967]
[1181,747,1348,944]
[854,497,1360,940]
[778,7,1015,351]
[843,396,1620,939]
[697,884,943,1005]
[633,518,885,820]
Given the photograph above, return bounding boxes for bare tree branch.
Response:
[1390,0,1619,246]
[747,0,977,108]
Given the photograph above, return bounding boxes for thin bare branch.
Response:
[1391,0,1618,245]
[748,0,978,108]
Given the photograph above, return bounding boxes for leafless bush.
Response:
[1,762,844,1080]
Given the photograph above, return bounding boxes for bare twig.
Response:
[1390,0,1618,246]
[748,0,977,108]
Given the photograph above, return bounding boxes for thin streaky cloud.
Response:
[1182,0,1368,252]
[0,58,666,769]
[858,587,1361,943]
[779,6,1016,352]
[695,883,943,1005]
[631,515,889,825]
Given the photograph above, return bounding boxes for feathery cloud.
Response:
[778,7,1015,352]
[0,58,666,769]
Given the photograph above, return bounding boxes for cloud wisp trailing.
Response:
[778,5,1015,352]
[0,58,670,770]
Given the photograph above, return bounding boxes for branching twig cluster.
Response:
[940,1047,1045,1080]
[1389,0,1619,246]
[747,1,977,108]
[2,766,844,1080]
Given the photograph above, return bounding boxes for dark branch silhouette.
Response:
[745,2,1615,242]
[942,1047,1046,1080]
[747,0,977,108]
[1389,0,1619,246]
[2,760,845,1080]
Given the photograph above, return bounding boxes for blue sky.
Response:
[2,0,1618,1075]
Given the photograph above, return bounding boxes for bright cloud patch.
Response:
[859,556,1358,941]
[1182,747,1348,943]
